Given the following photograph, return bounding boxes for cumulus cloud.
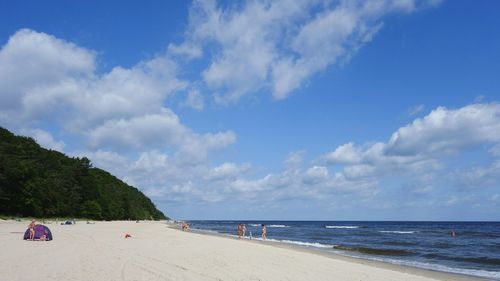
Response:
[320,103,500,193]
[283,150,305,169]
[167,42,202,59]
[206,162,251,181]
[386,104,500,156]
[0,29,234,165]
[22,128,65,152]
[0,29,94,111]
[172,0,439,103]
[323,142,363,164]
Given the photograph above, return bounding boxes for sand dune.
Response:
[0,220,480,281]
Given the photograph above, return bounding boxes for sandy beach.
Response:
[0,220,483,281]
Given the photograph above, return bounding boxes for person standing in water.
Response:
[242,224,246,239]
[261,224,267,240]
[237,224,243,239]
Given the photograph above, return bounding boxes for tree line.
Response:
[0,127,167,220]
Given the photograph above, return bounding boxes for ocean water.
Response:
[187,221,500,280]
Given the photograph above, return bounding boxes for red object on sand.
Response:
[125,233,132,238]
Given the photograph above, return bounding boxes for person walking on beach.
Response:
[242,224,246,238]
[261,224,267,240]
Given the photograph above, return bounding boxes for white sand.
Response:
[0,220,480,281]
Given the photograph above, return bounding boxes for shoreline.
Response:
[179,224,490,281]
[1,219,494,281]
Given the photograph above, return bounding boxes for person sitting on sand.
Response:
[28,220,36,240]
[261,224,267,240]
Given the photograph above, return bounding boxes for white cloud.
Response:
[23,128,65,152]
[451,161,500,188]
[206,162,251,181]
[323,142,362,164]
[283,150,305,169]
[62,99,500,209]
[175,0,439,103]
[0,29,94,112]
[0,29,235,167]
[320,103,500,193]
[303,166,329,185]
[167,42,202,59]
[0,28,245,210]
[88,109,187,150]
[76,150,128,170]
[386,104,500,156]
[181,90,204,111]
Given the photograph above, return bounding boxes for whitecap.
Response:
[379,231,415,234]
[325,225,359,229]
[263,238,333,248]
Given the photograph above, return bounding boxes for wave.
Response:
[268,224,290,228]
[379,231,415,234]
[381,241,417,246]
[364,256,500,280]
[264,238,333,249]
[325,226,359,229]
[333,245,414,256]
[423,253,500,266]
[249,224,261,227]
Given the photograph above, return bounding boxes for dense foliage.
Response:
[0,127,167,220]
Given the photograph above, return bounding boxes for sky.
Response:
[1,0,499,220]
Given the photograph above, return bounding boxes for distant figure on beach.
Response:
[28,220,35,240]
[242,224,246,238]
[237,224,243,239]
[261,224,267,240]
[181,222,189,231]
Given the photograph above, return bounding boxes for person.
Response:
[181,222,190,231]
[261,224,267,240]
[242,224,246,239]
[28,220,36,240]
[237,224,243,239]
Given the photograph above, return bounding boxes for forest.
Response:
[0,127,167,220]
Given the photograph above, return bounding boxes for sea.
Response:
[187,221,500,280]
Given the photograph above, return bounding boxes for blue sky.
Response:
[1,0,499,220]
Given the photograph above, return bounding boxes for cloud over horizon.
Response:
[1,0,499,220]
